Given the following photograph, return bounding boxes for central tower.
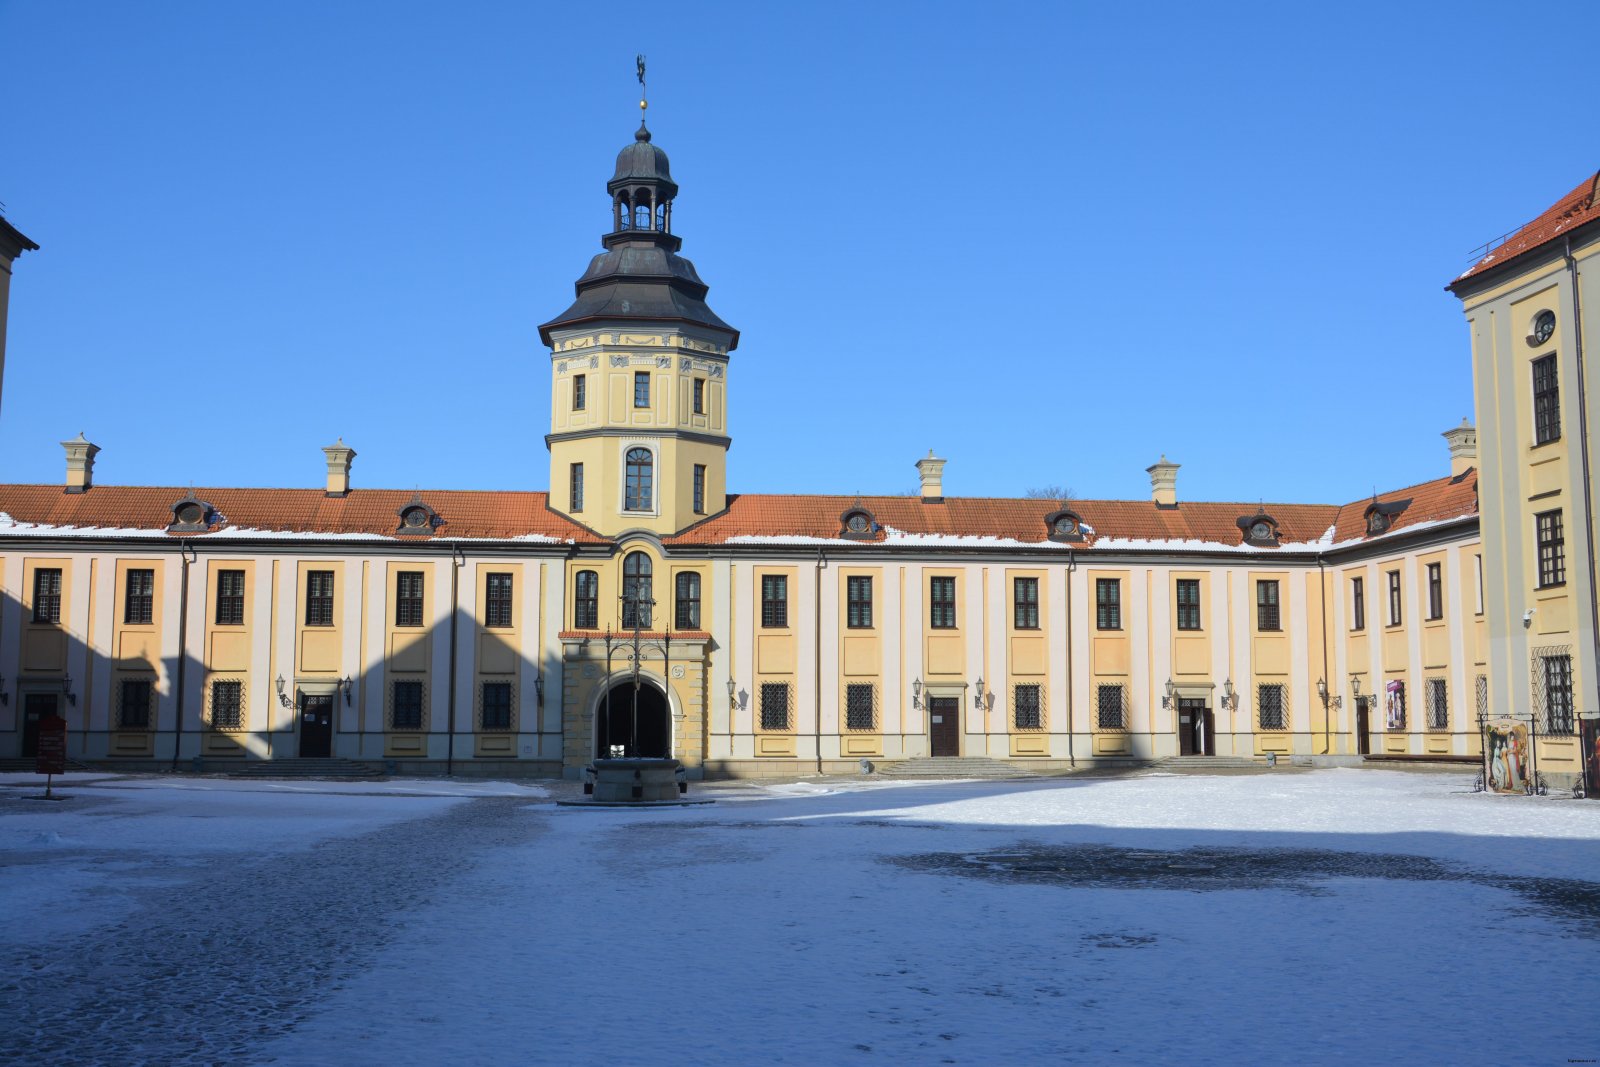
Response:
[539,117,739,537]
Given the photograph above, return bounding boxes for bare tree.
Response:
[1024,484,1075,501]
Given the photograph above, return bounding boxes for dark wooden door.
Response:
[1355,698,1371,755]
[1177,697,1209,756]
[929,697,960,757]
[22,693,58,757]
[299,695,333,758]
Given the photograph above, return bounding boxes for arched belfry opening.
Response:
[596,678,671,759]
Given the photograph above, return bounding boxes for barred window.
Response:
[625,448,653,511]
[692,377,706,415]
[759,683,791,730]
[1426,562,1443,620]
[570,462,584,512]
[396,571,425,627]
[125,568,155,625]
[622,552,653,629]
[1096,578,1121,630]
[693,464,706,514]
[845,683,875,730]
[1256,580,1280,631]
[847,576,873,629]
[1013,577,1039,630]
[485,573,514,629]
[118,678,153,729]
[1176,579,1201,631]
[1351,576,1365,631]
[1096,684,1125,729]
[210,680,243,730]
[1013,684,1042,729]
[1542,654,1574,735]
[761,575,788,628]
[633,370,651,408]
[1386,570,1402,627]
[573,373,586,411]
[574,570,599,629]
[1536,510,1565,588]
[481,682,512,731]
[1532,353,1560,445]
[1258,684,1286,731]
[1475,674,1489,723]
[305,571,335,627]
[1425,678,1448,731]
[675,572,701,630]
[929,576,956,629]
[392,680,424,730]
[32,568,62,624]
[216,569,245,626]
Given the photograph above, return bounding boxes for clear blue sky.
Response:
[1,1,1591,506]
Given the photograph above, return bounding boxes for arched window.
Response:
[625,448,653,511]
[675,572,701,629]
[622,552,653,629]
[634,203,651,229]
[574,570,599,630]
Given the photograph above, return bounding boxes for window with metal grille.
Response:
[1536,509,1565,587]
[1014,577,1039,629]
[574,570,599,629]
[633,370,650,408]
[1258,684,1286,730]
[570,462,584,512]
[216,570,245,626]
[211,680,243,730]
[1096,684,1125,729]
[1013,684,1042,729]
[761,575,788,628]
[1256,580,1280,631]
[1426,563,1443,619]
[675,572,701,629]
[395,572,425,627]
[847,576,873,629]
[1096,578,1121,630]
[1532,353,1560,445]
[32,568,62,624]
[929,576,956,629]
[845,683,875,730]
[485,573,513,629]
[693,464,706,514]
[1475,674,1488,723]
[392,680,424,730]
[1351,576,1365,631]
[481,682,512,731]
[625,447,653,511]
[1176,579,1201,631]
[573,373,586,411]
[124,568,154,625]
[622,552,653,629]
[118,678,152,729]
[1424,678,1448,731]
[692,377,705,415]
[1543,654,1574,735]
[1474,555,1484,615]
[305,571,334,627]
[1387,570,1402,627]
[759,683,790,730]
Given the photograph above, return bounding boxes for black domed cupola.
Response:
[609,123,678,236]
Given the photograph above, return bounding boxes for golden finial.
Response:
[636,54,648,115]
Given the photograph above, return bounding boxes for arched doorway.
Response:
[595,679,671,759]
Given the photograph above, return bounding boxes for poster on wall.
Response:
[1486,722,1530,794]
[1385,680,1406,730]
[1582,716,1600,800]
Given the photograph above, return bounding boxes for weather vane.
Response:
[636,54,647,119]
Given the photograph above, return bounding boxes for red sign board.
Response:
[35,713,67,776]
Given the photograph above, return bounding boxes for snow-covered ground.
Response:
[2,768,1597,1065]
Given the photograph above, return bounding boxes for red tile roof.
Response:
[1454,172,1600,285]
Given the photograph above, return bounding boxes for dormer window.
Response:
[840,506,876,540]
[1368,511,1390,535]
[1044,509,1086,543]
[1237,512,1280,547]
[1363,498,1407,537]
[396,497,440,536]
[167,494,214,534]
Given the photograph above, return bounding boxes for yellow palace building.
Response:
[0,117,1533,783]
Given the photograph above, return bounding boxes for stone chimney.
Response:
[1146,455,1179,507]
[915,450,946,503]
[1443,419,1477,477]
[322,439,356,497]
[62,433,100,493]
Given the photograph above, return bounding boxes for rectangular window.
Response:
[1096,685,1125,729]
[760,683,791,731]
[485,573,513,629]
[1543,654,1574,735]
[118,678,153,729]
[1475,554,1484,615]
[32,568,62,624]
[1013,577,1039,630]
[1096,578,1121,630]
[761,575,788,628]
[1258,684,1286,731]
[124,568,155,625]
[1475,674,1488,723]
[1256,579,1280,632]
[392,681,424,730]
[692,377,705,415]
[1426,562,1443,620]
[847,576,873,629]
[1387,570,1402,627]
[1536,509,1566,588]
[305,571,335,627]
[1425,678,1449,731]
[573,373,586,411]
[211,680,242,730]
[1351,576,1366,631]
[675,572,701,630]
[929,576,957,629]
[1013,684,1042,729]
[481,682,512,731]
[1176,579,1201,631]
[396,571,425,628]
[845,683,875,730]
[574,571,599,630]
[1533,353,1560,445]
[570,462,584,513]
[633,370,650,408]
[216,570,245,626]
[693,464,706,514]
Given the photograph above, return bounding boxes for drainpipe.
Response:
[445,545,463,777]
[1563,237,1600,718]
[1318,554,1332,756]
[815,547,825,775]
[1064,550,1075,767]
[168,540,195,772]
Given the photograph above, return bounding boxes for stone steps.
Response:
[875,757,1041,779]
[0,756,97,773]
[1154,755,1268,770]
[217,758,384,779]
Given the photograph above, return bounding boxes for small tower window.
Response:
[634,371,651,408]
[839,506,876,540]
[625,448,653,512]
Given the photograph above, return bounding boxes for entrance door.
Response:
[22,693,59,758]
[299,695,334,758]
[929,696,960,757]
[1355,697,1371,756]
[595,682,671,759]
[1177,697,1211,756]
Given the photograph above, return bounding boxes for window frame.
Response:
[1258,683,1286,731]
[216,569,246,627]
[846,575,874,629]
[1096,684,1125,730]
[845,683,875,731]
[761,574,788,629]
[124,567,155,626]
[929,576,957,630]
[692,377,706,415]
[759,682,791,731]
[570,462,584,513]
[1013,576,1039,630]
[692,464,706,515]
[621,551,653,629]
[633,370,651,409]
[624,447,653,512]
[305,570,335,627]
[573,372,587,411]
[573,570,599,630]
[1536,509,1566,588]
[395,571,425,628]
[480,681,513,731]
[1386,569,1402,627]
[1425,677,1449,731]
[1256,579,1280,632]
[1013,683,1042,730]
[484,572,514,629]
[675,571,701,630]
[32,568,62,624]
[1351,575,1365,632]
[118,677,153,730]
[1096,578,1121,631]
[1175,578,1202,631]
[1543,654,1575,735]
[1532,352,1560,445]
[1426,562,1443,620]
[392,680,424,731]
[210,679,243,731]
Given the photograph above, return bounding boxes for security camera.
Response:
[1523,608,1535,625]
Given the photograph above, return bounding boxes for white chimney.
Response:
[62,433,100,493]
[323,439,356,497]
[1443,419,1477,477]
[1146,455,1179,507]
[916,450,947,503]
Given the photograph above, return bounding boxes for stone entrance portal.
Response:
[595,680,671,759]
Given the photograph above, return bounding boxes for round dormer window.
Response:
[846,513,869,534]
[401,506,430,529]
[175,502,205,526]
[1250,521,1272,540]
[1532,310,1555,346]
[1054,516,1076,536]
